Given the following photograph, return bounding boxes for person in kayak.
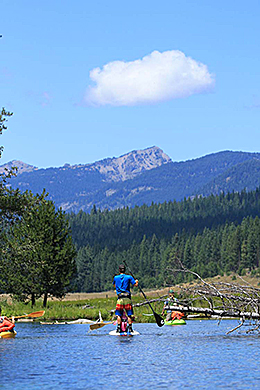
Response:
[0,306,15,333]
[161,289,178,321]
[113,264,138,333]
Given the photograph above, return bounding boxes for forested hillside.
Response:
[4,149,260,213]
[106,150,260,208]
[69,188,260,292]
[200,158,260,196]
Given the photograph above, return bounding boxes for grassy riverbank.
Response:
[0,294,164,323]
[1,273,258,323]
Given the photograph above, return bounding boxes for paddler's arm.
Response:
[134,279,138,287]
[161,302,167,316]
[4,316,15,324]
[113,277,117,294]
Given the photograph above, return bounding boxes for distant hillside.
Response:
[0,160,37,175]
[199,158,260,196]
[3,146,171,211]
[2,148,260,213]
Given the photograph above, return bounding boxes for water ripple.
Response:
[1,321,260,389]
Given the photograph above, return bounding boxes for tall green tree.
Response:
[76,245,94,292]
[2,197,76,306]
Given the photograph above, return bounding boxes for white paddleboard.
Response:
[109,329,140,336]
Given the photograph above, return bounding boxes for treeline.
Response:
[69,189,260,250]
[69,189,260,292]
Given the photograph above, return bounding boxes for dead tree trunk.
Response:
[137,263,260,334]
[165,263,260,334]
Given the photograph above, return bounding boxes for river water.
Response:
[1,320,260,389]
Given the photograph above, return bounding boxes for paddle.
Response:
[14,310,45,319]
[123,261,164,327]
[89,321,114,331]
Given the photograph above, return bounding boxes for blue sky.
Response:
[1,0,259,168]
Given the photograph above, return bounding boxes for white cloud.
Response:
[85,50,215,106]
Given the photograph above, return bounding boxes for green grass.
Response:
[0,296,164,323]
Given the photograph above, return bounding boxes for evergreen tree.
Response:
[1,197,76,306]
[247,221,258,270]
[240,239,248,272]
[76,245,94,292]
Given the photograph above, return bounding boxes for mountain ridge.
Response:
[2,147,260,213]
[0,146,171,182]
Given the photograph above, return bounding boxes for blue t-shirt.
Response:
[113,273,136,295]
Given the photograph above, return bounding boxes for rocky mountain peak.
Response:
[89,146,172,182]
[0,146,171,182]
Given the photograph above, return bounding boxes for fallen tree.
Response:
[168,263,260,334]
[136,262,260,334]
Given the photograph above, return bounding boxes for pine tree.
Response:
[76,245,94,292]
[1,197,76,306]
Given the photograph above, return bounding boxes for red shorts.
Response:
[115,297,134,317]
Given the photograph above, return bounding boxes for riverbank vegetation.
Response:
[0,293,164,323]
[1,270,260,324]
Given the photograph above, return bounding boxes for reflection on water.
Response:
[1,320,260,389]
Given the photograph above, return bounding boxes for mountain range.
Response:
[2,146,260,213]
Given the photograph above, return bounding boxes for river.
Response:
[1,320,260,389]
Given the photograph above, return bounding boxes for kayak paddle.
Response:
[123,261,164,327]
[14,310,45,319]
[89,321,114,331]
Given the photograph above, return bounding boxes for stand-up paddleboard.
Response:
[109,329,140,336]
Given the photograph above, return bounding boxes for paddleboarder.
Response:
[113,264,138,333]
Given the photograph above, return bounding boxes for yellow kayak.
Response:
[0,330,17,339]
